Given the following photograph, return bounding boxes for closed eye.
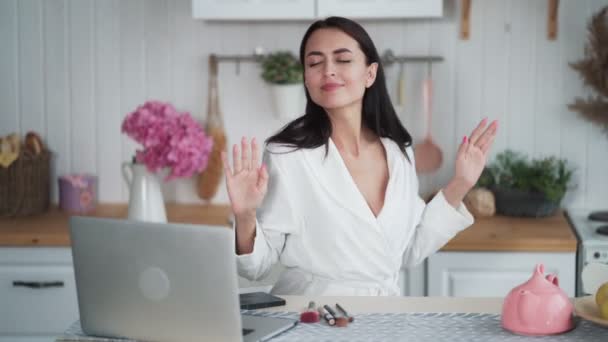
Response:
[307,60,351,67]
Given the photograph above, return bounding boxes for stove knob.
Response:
[594,252,601,259]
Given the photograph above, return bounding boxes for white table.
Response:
[259,296,504,314]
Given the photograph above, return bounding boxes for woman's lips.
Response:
[321,83,343,91]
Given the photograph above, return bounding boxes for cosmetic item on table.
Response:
[318,306,336,326]
[58,174,97,214]
[336,303,354,323]
[299,301,319,323]
[324,305,348,327]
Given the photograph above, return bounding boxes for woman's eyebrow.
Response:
[306,48,353,57]
[333,48,352,54]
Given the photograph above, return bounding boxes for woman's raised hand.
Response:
[454,118,498,189]
[443,118,498,208]
[221,137,269,217]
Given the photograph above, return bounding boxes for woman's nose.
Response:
[323,62,336,76]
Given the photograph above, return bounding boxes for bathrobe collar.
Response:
[302,137,397,226]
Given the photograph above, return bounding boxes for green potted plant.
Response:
[477,150,574,217]
[260,51,304,120]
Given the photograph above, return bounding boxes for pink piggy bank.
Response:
[502,264,574,335]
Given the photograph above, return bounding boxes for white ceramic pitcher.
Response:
[121,162,167,223]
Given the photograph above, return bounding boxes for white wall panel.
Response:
[2,0,608,209]
[144,0,170,102]
[480,0,509,162]
[69,0,96,174]
[534,0,562,159]
[95,0,122,202]
[429,0,457,193]
[0,0,19,136]
[507,0,537,155]
[44,0,70,202]
[18,0,45,136]
[559,0,591,209]
[453,0,484,196]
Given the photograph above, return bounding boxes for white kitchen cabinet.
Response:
[193,0,442,20]
[427,251,576,298]
[399,262,426,296]
[0,248,79,342]
[192,0,315,20]
[317,0,443,19]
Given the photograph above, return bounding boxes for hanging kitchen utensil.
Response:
[460,0,472,40]
[547,0,559,40]
[397,62,406,107]
[414,63,443,173]
[197,54,227,201]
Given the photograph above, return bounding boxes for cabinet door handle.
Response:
[12,281,65,289]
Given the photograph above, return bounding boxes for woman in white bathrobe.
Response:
[221,17,499,296]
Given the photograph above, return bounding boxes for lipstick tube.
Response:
[318,306,336,326]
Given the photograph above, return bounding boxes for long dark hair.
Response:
[266,16,412,155]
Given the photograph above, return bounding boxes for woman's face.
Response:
[303,28,377,111]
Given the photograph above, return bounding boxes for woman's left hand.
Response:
[444,118,498,207]
[455,118,498,189]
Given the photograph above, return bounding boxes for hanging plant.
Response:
[569,6,608,135]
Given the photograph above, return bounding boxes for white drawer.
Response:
[0,265,79,335]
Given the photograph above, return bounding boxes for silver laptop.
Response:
[69,216,296,342]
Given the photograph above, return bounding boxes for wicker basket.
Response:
[492,187,559,218]
[0,150,51,217]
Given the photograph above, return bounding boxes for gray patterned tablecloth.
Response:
[58,311,607,342]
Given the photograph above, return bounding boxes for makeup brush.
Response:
[336,303,354,322]
[299,301,320,323]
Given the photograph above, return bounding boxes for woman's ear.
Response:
[366,62,378,88]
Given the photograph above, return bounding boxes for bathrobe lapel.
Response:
[302,138,397,228]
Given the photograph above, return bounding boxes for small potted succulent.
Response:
[260,51,304,119]
[477,150,574,217]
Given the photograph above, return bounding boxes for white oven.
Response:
[566,209,608,296]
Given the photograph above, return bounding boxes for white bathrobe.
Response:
[236,137,474,296]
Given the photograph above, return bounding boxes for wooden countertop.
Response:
[0,204,232,246]
[0,205,577,252]
[440,211,577,252]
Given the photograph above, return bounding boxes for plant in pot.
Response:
[260,51,304,120]
[477,150,574,217]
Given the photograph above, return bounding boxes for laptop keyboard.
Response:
[242,328,254,336]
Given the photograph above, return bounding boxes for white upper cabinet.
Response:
[317,0,443,19]
[193,0,443,20]
[192,0,316,20]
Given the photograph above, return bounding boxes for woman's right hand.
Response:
[221,137,269,219]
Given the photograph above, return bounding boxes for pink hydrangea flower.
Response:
[121,101,213,180]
